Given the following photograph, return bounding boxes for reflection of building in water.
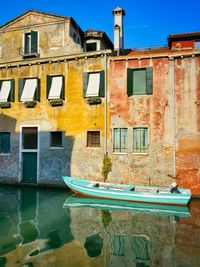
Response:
[68,207,179,267]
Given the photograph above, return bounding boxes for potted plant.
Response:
[49,99,63,107]
[0,102,11,108]
[87,97,102,105]
[24,100,37,108]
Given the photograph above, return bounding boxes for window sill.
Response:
[23,101,37,108]
[0,153,10,156]
[0,102,11,108]
[49,99,64,107]
[86,146,101,149]
[132,152,149,156]
[49,147,64,150]
[113,152,128,155]
[86,97,102,105]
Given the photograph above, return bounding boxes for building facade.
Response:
[0,8,199,195]
[0,10,112,187]
[109,33,200,195]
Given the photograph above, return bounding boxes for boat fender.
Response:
[169,183,181,194]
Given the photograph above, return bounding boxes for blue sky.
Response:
[0,0,199,49]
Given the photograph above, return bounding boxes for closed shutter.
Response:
[146,67,153,95]
[83,72,89,98]
[127,68,133,96]
[99,70,105,97]
[46,75,52,99]
[133,69,146,94]
[18,78,25,101]
[60,75,65,100]
[31,31,38,53]
[35,78,40,101]
[113,235,125,256]
[9,79,15,102]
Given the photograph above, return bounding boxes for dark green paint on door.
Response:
[22,152,37,184]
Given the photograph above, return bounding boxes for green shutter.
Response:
[61,75,65,100]
[99,70,105,97]
[146,67,153,95]
[34,77,40,101]
[18,78,25,101]
[0,133,10,154]
[113,235,125,256]
[127,68,133,96]
[83,72,89,98]
[46,75,52,99]
[9,79,15,102]
[31,31,38,53]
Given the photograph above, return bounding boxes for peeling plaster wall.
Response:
[0,56,108,186]
[109,55,200,194]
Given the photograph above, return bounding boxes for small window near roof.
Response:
[0,132,10,154]
[87,131,100,147]
[50,131,63,147]
[86,42,97,52]
[195,41,200,49]
[24,31,38,55]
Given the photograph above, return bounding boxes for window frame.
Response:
[132,127,149,154]
[0,132,11,155]
[83,70,105,98]
[86,131,101,148]
[46,75,65,101]
[127,67,153,96]
[18,77,40,102]
[113,128,128,153]
[23,30,39,56]
[0,79,15,102]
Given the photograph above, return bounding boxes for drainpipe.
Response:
[104,54,108,154]
[170,58,176,178]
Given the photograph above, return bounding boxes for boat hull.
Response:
[62,176,191,206]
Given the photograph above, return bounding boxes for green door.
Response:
[22,152,37,183]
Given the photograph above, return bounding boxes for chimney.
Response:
[113,6,126,55]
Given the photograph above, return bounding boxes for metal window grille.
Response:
[87,131,100,147]
[22,127,38,149]
[50,131,62,147]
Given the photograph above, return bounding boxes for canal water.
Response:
[0,186,199,267]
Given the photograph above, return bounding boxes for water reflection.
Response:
[0,186,199,267]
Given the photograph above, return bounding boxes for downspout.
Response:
[170,58,176,178]
[104,54,108,154]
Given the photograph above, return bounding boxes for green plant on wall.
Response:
[101,153,112,182]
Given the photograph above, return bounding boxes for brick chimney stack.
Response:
[113,6,126,55]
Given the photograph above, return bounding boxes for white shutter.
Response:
[86,73,100,97]
[21,78,37,101]
[48,76,63,100]
[0,81,11,102]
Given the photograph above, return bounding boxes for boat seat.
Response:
[151,187,159,193]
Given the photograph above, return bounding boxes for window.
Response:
[86,42,97,52]
[0,79,15,103]
[22,127,38,149]
[83,71,105,98]
[195,41,200,49]
[113,128,128,153]
[0,132,10,154]
[50,131,63,147]
[18,78,40,102]
[113,235,126,256]
[127,67,153,96]
[133,128,148,153]
[87,131,100,147]
[47,75,65,100]
[24,31,38,55]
